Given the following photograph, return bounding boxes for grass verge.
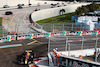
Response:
[0,18,2,26]
[36,12,75,23]
[0,18,3,37]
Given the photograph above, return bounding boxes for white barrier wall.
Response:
[55,48,100,57]
[31,3,90,22]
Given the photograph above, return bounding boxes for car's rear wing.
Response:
[25,50,32,52]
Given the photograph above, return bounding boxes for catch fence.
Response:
[1,22,100,37]
[48,35,100,52]
[39,23,90,32]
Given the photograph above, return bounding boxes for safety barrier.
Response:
[31,3,90,22]
[59,55,100,67]
[0,35,15,43]
[0,31,100,43]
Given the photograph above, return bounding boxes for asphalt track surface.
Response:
[1,5,100,67]
[0,35,100,67]
[0,38,48,67]
[0,5,64,67]
[0,5,51,67]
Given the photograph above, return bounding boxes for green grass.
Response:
[36,12,75,23]
[0,18,3,37]
[0,18,2,26]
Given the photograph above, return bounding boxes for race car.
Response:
[18,50,34,65]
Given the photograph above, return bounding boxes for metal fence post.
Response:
[65,36,68,51]
[81,36,84,50]
[71,23,73,31]
[52,18,54,22]
[29,26,30,34]
[68,43,70,57]
[83,26,84,31]
[17,25,19,34]
[41,25,43,33]
[15,24,17,33]
[48,37,50,53]
[80,24,82,31]
[52,24,54,32]
[62,24,64,31]
[95,35,98,62]
[2,26,4,37]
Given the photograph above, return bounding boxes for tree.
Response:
[75,7,82,15]
[59,9,65,15]
[75,3,100,15]
[88,3,100,12]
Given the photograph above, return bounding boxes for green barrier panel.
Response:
[25,35,30,39]
[44,33,48,37]
[92,31,96,35]
[60,32,64,36]
[2,37,7,42]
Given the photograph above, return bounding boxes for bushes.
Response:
[75,3,100,15]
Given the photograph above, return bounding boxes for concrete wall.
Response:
[53,48,100,57]
[31,3,90,22]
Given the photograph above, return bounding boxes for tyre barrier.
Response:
[0,31,100,43]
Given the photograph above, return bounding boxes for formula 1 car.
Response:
[18,50,34,65]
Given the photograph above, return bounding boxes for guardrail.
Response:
[0,31,100,43]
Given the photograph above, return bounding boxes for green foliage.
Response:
[0,18,3,37]
[75,3,100,15]
[0,18,2,26]
[59,9,66,15]
[37,12,75,23]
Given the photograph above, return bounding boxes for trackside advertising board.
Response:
[59,56,100,67]
[1,31,100,43]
